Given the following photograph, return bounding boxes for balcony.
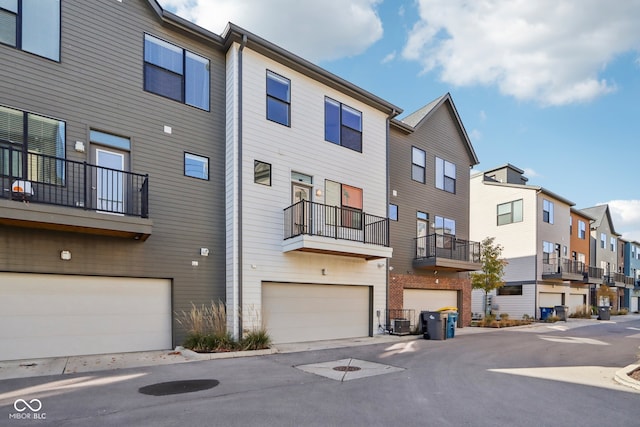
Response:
[282,200,392,260]
[613,272,627,287]
[586,266,604,284]
[413,234,481,272]
[542,257,585,282]
[1,148,151,240]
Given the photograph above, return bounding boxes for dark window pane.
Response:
[341,126,361,152]
[267,98,289,126]
[0,9,16,47]
[324,99,340,143]
[444,176,455,193]
[144,35,183,74]
[22,0,60,61]
[144,64,183,102]
[254,161,271,186]
[0,105,24,143]
[412,165,424,183]
[267,72,290,102]
[341,105,361,131]
[185,51,209,110]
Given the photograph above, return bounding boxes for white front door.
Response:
[96,148,125,213]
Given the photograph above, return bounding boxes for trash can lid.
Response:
[437,306,458,312]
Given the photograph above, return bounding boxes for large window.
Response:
[435,215,455,249]
[543,241,554,263]
[497,199,523,225]
[411,147,426,183]
[184,152,208,180]
[578,220,586,239]
[325,180,363,229]
[144,34,210,110]
[0,105,65,184]
[497,285,523,296]
[266,71,290,126]
[0,0,60,61]
[543,199,554,224]
[435,157,456,193]
[324,98,362,152]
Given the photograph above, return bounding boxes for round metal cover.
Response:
[332,366,361,372]
[138,379,219,396]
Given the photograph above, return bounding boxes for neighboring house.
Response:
[470,164,589,319]
[624,241,640,312]
[569,208,594,309]
[0,0,227,360]
[387,94,480,330]
[580,205,625,310]
[222,25,400,344]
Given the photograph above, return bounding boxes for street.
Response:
[1,318,639,426]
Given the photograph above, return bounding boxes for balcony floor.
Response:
[283,234,392,260]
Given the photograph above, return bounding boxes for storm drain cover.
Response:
[139,379,219,396]
[296,358,404,382]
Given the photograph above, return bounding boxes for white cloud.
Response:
[522,168,539,178]
[468,129,481,142]
[381,51,396,64]
[604,200,640,242]
[402,0,640,105]
[160,0,383,62]
[479,110,487,121]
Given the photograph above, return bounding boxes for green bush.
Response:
[240,328,271,351]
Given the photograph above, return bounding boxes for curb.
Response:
[613,363,640,391]
[177,346,278,361]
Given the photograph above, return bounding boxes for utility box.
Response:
[391,318,410,335]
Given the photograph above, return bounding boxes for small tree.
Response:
[471,237,508,316]
[596,284,615,307]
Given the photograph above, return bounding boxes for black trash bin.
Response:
[554,305,568,321]
[597,306,611,320]
[421,311,447,340]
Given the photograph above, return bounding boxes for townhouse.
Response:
[0,0,227,360]
[470,164,589,318]
[624,240,640,312]
[387,94,480,330]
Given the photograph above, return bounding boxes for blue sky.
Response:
[161,0,640,241]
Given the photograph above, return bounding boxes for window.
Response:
[569,216,572,235]
[563,245,568,257]
[325,180,363,229]
[611,237,616,252]
[435,215,455,249]
[435,157,456,193]
[601,233,606,249]
[0,0,60,61]
[266,71,290,126]
[577,253,585,264]
[389,204,398,221]
[184,152,208,180]
[0,105,65,184]
[497,199,523,225]
[324,98,362,152]
[411,147,426,183]
[578,220,586,239]
[416,211,428,257]
[542,241,554,263]
[144,34,210,110]
[543,199,554,224]
[254,160,271,186]
[497,285,523,296]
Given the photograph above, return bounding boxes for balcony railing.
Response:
[613,272,626,286]
[283,200,389,247]
[542,258,585,275]
[587,266,604,280]
[414,233,480,263]
[1,147,148,218]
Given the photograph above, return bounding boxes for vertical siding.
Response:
[0,0,227,346]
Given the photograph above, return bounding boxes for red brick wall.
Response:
[389,273,472,326]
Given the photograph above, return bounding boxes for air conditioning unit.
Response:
[391,318,410,336]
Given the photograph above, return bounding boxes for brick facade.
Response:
[389,273,472,326]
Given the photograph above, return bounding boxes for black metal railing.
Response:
[613,272,626,285]
[414,233,480,263]
[542,257,585,275]
[587,266,604,280]
[283,200,389,247]
[1,146,149,218]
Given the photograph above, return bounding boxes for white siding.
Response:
[472,284,537,319]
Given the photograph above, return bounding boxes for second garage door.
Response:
[403,289,458,325]
[262,282,370,344]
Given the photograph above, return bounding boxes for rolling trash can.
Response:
[597,306,611,320]
[554,305,568,321]
[445,311,458,338]
[539,307,554,320]
[421,311,447,340]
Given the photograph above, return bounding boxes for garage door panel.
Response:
[569,294,586,312]
[0,273,171,361]
[263,283,369,344]
[539,292,563,307]
[403,289,458,316]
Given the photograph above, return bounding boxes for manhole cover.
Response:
[333,366,361,372]
[138,379,219,396]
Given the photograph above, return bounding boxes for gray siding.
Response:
[388,102,474,275]
[0,0,227,345]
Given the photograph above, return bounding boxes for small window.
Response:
[578,220,586,239]
[144,34,210,110]
[417,211,428,221]
[412,147,426,183]
[435,157,456,193]
[601,233,606,249]
[543,199,554,224]
[184,152,208,180]
[497,285,523,296]
[389,204,398,221]
[611,237,616,252]
[324,97,362,152]
[254,160,271,186]
[0,0,60,61]
[266,71,290,126]
[569,216,573,235]
[497,199,523,226]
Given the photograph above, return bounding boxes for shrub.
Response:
[175,301,227,336]
[569,305,592,319]
[499,313,509,321]
[545,315,561,323]
[240,328,271,351]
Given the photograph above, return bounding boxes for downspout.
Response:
[237,34,247,339]
[534,190,540,319]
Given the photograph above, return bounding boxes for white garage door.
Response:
[539,292,563,307]
[403,289,458,325]
[0,273,172,361]
[262,282,370,344]
[569,293,587,313]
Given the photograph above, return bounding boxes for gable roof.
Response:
[390,93,479,166]
[580,204,619,235]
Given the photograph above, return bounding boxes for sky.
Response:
[161,0,640,242]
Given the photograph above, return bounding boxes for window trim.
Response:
[184,152,209,180]
[254,160,272,186]
[578,220,586,239]
[435,157,456,193]
[266,70,291,126]
[411,146,426,183]
[543,199,554,224]
[497,199,523,226]
[324,97,363,152]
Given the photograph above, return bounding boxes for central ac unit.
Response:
[391,318,410,335]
